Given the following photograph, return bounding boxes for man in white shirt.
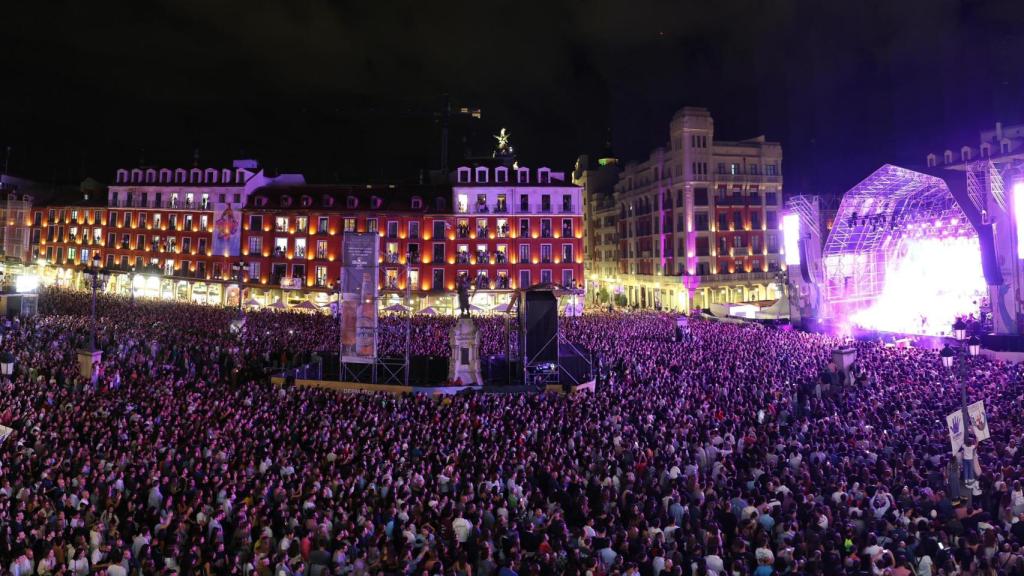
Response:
[452,513,473,543]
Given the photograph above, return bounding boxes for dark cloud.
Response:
[3,0,1024,193]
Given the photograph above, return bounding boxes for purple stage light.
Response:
[783,214,801,266]
[848,236,986,336]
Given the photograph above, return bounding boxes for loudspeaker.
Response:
[522,291,558,365]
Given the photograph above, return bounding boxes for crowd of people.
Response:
[1,288,1024,575]
[239,312,516,361]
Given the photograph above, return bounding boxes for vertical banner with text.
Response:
[341,232,379,363]
[968,400,990,442]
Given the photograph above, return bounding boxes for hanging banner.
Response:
[341,232,379,363]
[968,400,990,442]
[947,410,965,455]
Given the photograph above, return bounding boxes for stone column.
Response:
[448,318,483,386]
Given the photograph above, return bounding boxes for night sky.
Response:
[4,0,1024,196]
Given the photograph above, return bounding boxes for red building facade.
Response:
[31,161,585,312]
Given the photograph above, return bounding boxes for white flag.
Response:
[947,410,965,455]
[968,400,990,442]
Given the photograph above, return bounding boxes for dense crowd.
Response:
[1,289,1024,575]
[239,312,516,360]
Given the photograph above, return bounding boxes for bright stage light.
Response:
[783,214,801,266]
[16,275,40,293]
[1014,182,1024,259]
[849,236,986,336]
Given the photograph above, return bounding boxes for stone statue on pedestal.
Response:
[449,317,483,386]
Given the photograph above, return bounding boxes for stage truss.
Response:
[822,164,976,307]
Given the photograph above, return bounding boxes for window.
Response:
[316,240,327,260]
[248,236,263,254]
[250,215,263,231]
[199,214,208,230]
[767,234,779,253]
[247,261,260,280]
[519,270,530,290]
[344,218,356,232]
[274,237,288,257]
[718,213,728,231]
[730,163,740,175]
[717,163,726,174]
[562,269,574,287]
[387,221,398,238]
[184,214,193,230]
[541,244,552,263]
[432,220,446,240]
[151,235,160,252]
[67,247,76,262]
[520,195,529,212]
[733,236,745,248]
[496,194,507,212]
[296,216,308,233]
[139,213,148,228]
[168,214,178,230]
[519,219,530,238]
[433,243,445,263]
[167,237,178,253]
[766,211,778,229]
[719,236,728,255]
[733,212,743,230]
[366,218,378,234]
[275,216,289,232]
[316,266,328,286]
[476,193,488,213]
[695,213,709,231]
[519,244,530,263]
[562,195,572,212]
[562,244,573,263]
[153,213,162,229]
[111,212,120,228]
[198,238,207,255]
[182,237,192,253]
[541,270,552,284]
[47,209,55,223]
[540,219,552,238]
[751,211,762,230]
[106,232,115,247]
[291,264,305,281]
[121,233,130,249]
[294,238,307,258]
[694,188,708,206]
[317,217,329,234]
[752,235,762,252]
[541,195,551,212]
[457,193,468,214]
[696,237,710,256]
[766,164,778,176]
[137,234,145,250]
[432,269,445,291]
[561,219,573,238]
[408,243,420,262]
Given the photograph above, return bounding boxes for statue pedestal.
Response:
[76,349,102,379]
[449,318,483,386]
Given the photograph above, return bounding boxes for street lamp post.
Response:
[234,261,245,312]
[84,254,106,351]
[129,266,136,306]
[940,319,981,471]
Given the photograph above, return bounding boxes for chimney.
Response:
[996,122,1003,141]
